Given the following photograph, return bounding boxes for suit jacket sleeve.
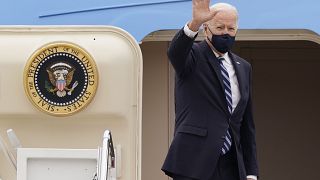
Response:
[167,28,198,77]
[240,65,259,176]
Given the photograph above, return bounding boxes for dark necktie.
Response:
[218,56,232,155]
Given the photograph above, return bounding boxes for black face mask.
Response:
[207,28,235,53]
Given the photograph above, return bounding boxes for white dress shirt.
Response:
[183,23,257,180]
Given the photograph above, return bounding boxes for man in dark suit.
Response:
[162,1,259,180]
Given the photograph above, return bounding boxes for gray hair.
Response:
[201,3,239,31]
[210,3,239,27]
[210,3,238,18]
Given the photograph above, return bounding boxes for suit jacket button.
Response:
[221,136,225,139]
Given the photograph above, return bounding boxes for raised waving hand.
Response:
[188,0,217,31]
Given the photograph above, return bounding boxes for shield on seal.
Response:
[56,79,66,91]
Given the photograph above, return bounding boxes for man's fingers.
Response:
[192,0,213,24]
[193,0,210,7]
[192,0,200,5]
[205,0,211,5]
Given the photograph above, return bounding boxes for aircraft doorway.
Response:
[233,39,320,180]
[141,30,320,180]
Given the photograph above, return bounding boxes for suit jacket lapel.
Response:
[199,41,230,116]
[199,41,247,117]
[229,52,246,115]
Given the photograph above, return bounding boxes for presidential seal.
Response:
[24,42,98,116]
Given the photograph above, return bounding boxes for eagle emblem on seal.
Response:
[46,62,78,97]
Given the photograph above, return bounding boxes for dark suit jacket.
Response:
[162,29,259,180]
